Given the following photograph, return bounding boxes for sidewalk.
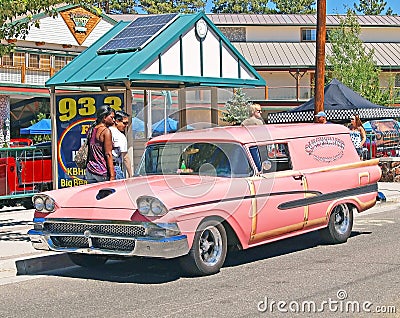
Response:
[377,181,400,202]
[0,207,74,279]
[0,182,399,279]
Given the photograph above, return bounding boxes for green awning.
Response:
[46,12,265,89]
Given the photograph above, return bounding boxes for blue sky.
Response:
[327,0,400,14]
[205,1,400,15]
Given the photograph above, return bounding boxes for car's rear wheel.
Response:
[180,219,227,276]
[68,254,108,268]
[319,203,354,244]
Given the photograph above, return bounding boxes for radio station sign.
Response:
[55,92,125,188]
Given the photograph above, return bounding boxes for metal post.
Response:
[0,95,10,148]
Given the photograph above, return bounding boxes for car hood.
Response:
[44,174,251,211]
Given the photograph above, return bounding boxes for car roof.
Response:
[148,123,350,145]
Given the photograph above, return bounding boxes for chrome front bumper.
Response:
[28,229,189,259]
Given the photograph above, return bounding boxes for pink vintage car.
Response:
[29,123,381,276]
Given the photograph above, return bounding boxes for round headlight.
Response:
[33,196,45,211]
[137,196,168,217]
[137,197,151,215]
[151,200,166,215]
[45,197,55,211]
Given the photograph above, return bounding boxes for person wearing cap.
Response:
[241,103,265,126]
[315,111,328,124]
[86,105,116,183]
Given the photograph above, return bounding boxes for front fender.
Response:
[172,209,249,250]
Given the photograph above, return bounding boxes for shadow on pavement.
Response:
[30,230,372,284]
[0,219,32,241]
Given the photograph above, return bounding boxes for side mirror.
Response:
[261,160,272,173]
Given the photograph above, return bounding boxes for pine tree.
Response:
[222,89,253,125]
[353,0,393,15]
[211,0,272,14]
[139,0,206,14]
[272,0,316,14]
[211,0,316,14]
[95,1,137,14]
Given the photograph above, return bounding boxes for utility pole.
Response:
[314,0,326,121]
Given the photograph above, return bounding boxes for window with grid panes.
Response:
[39,54,50,69]
[13,52,25,67]
[396,74,400,87]
[55,56,74,71]
[54,56,66,71]
[301,29,316,42]
[1,53,13,66]
[29,54,39,68]
[301,28,332,42]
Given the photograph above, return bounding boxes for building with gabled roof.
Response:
[0,4,116,138]
[206,14,400,110]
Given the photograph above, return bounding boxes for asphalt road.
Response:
[0,203,399,318]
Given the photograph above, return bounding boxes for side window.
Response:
[249,146,261,171]
[258,143,292,172]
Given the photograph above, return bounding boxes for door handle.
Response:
[292,174,303,180]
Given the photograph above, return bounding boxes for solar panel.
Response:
[98,13,178,54]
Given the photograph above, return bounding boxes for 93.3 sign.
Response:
[57,93,124,122]
[55,92,125,188]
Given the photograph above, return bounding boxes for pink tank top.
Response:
[86,127,108,177]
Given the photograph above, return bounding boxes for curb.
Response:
[15,253,74,275]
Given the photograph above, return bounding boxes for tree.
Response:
[272,0,316,14]
[353,0,394,15]
[0,1,97,56]
[211,0,272,14]
[221,89,253,125]
[95,1,138,14]
[211,0,315,14]
[326,10,395,106]
[139,0,206,14]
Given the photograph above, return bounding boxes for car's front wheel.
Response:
[68,254,108,268]
[180,219,227,276]
[319,203,354,244]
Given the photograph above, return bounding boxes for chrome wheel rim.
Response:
[198,226,223,266]
[334,204,350,234]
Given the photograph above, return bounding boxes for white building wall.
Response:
[246,26,301,42]
[19,16,114,47]
[82,20,115,47]
[244,25,400,43]
[359,27,400,43]
[20,16,79,45]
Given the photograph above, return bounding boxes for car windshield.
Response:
[137,142,253,178]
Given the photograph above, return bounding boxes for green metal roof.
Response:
[46,12,266,89]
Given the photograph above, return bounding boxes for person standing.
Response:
[349,114,367,159]
[241,104,264,126]
[85,105,116,183]
[315,111,328,124]
[110,110,133,179]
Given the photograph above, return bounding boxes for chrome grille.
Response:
[45,221,144,252]
[51,236,136,251]
[52,236,88,248]
[44,222,145,237]
[92,238,135,251]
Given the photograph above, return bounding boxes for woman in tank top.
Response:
[349,114,366,159]
[85,105,116,183]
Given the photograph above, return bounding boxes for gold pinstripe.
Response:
[245,158,378,244]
